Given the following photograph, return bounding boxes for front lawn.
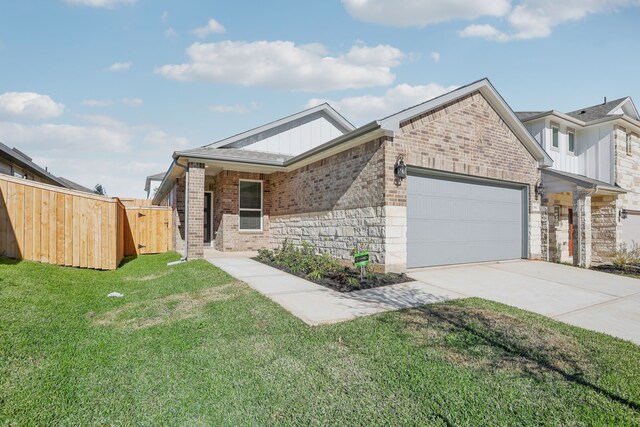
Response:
[1,253,639,425]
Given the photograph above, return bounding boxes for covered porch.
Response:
[541,169,626,267]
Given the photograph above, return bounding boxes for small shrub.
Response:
[611,242,640,268]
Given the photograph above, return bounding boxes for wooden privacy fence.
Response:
[0,174,172,270]
[124,206,172,256]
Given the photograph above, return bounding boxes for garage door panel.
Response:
[407,172,525,268]
[621,214,640,247]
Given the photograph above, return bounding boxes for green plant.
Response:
[611,242,640,268]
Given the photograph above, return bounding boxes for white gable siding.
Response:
[577,123,613,184]
[539,119,580,175]
[527,119,615,185]
[227,112,346,156]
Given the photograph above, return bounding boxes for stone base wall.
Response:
[543,192,573,263]
[270,206,386,265]
[592,195,619,263]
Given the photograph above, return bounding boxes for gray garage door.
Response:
[621,212,640,248]
[407,171,527,268]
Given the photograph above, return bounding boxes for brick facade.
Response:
[386,92,543,264]
[167,91,545,271]
[186,162,205,259]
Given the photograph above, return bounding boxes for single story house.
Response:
[152,78,556,272]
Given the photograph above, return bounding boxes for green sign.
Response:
[354,252,369,267]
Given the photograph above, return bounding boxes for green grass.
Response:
[1,253,639,426]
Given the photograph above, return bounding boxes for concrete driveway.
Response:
[408,261,640,345]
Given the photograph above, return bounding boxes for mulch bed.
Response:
[590,263,640,278]
[254,259,412,292]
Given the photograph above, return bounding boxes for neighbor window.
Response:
[626,133,633,156]
[239,180,262,231]
[552,127,559,149]
[568,131,575,154]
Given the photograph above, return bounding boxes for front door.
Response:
[204,192,212,244]
[568,208,574,257]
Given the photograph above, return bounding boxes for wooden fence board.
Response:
[0,174,171,270]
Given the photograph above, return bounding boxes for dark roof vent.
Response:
[11,147,32,161]
[579,110,586,115]
[603,96,607,105]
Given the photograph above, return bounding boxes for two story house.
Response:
[517,97,640,266]
[0,141,93,193]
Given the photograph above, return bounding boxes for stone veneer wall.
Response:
[386,91,543,264]
[591,195,618,263]
[268,137,390,267]
[614,126,640,245]
[543,192,573,263]
[212,171,271,252]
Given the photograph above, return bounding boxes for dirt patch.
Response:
[254,258,411,292]
[591,264,640,279]
[94,282,247,329]
[401,303,592,378]
[122,272,169,282]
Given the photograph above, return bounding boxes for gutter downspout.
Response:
[167,159,190,266]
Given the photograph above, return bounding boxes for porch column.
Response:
[187,162,205,259]
[572,190,592,268]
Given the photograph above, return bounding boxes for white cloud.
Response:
[164,27,177,38]
[156,41,403,91]
[75,113,128,128]
[306,82,458,123]
[0,122,131,153]
[430,52,441,62]
[341,0,511,26]
[461,0,639,41]
[161,11,169,23]
[343,0,640,40]
[122,97,143,107]
[459,24,510,41]
[81,99,112,107]
[209,102,258,114]
[107,62,132,72]
[143,131,189,150]
[65,0,135,8]
[193,18,226,37]
[0,92,65,119]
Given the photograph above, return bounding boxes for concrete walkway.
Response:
[408,261,640,345]
[204,252,461,325]
[204,249,640,344]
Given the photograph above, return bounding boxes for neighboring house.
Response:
[144,172,166,199]
[153,79,553,272]
[517,97,640,265]
[0,141,93,193]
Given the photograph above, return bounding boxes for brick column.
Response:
[572,190,592,268]
[187,162,205,259]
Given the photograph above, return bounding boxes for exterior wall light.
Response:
[534,180,544,199]
[620,208,628,220]
[394,156,407,181]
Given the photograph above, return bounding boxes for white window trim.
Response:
[567,130,575,155]
[551,126,560,151]
[238,179,263,232]
[626,133,633,156]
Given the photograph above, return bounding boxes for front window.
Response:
[552,127,559,149]
[568,131,575,154]
[627,133,633,156]
[239,180,262,231]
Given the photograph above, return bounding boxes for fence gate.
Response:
[124,206,172,256]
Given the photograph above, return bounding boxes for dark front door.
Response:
[568,208,574,257]
[204,192,212,243]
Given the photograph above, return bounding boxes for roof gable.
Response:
[378,78,553,167]
[200,103,355,157]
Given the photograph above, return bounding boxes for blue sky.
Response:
[1,0,639,197]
